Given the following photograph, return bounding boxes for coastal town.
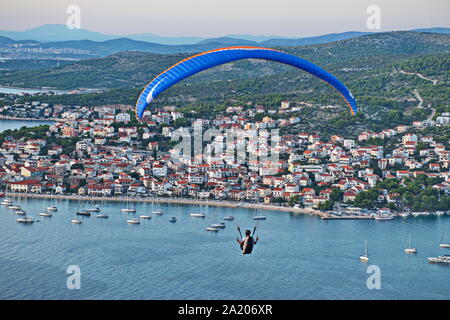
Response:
[0,96,449,219]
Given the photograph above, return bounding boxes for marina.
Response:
[0,197,449,300]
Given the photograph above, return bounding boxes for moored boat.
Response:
[17,216,34,224]
[39,212,53,217]
[190,213,206,218]
[206,227,219,232]
[253,215,267,220]
[96,214,109,218]
[169,217,177,223]
[127,218,140,224]
[76,210,91,216]
[139,214,152,219]
[224,216,235,221]
[360,239,369,262]
[70,219,82,224]
[152,210,164,215]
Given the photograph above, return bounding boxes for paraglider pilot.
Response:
[237,229,259,255]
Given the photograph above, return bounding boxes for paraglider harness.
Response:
[237,225,258,255]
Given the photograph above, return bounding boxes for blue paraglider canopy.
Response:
[136,46,357,118]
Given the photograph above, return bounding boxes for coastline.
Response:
[5,192,324,216]
[0,115,61,122]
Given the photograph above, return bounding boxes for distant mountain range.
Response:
[1,24,449,45]
[1,31,448,90]
[0,25,449,58]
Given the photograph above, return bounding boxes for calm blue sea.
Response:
[0,119,54,132]
[0,197,449,300]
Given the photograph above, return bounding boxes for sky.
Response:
[0,0,449,37]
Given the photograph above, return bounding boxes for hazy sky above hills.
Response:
[1,0,449,37]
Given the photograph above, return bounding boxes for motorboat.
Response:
[190,213,206,218]
[47,206,58,211]
[39,212,53,217]
[211,223,226,229]
[8,205,21,210]
[206,227,219,232]
[139,214,152,219]
[88,207,101,213]
[1,198,13,205]
[428,255,450,264]
[253,215,267,220]
[70,219,82,224]
[96,214,109,218]
[152,210,164,215]
[375,214,394,221]
[169,217,177,223]
[14,210,26,215]
[17,217,34,224]
[121,208,136,213]
[224,216,235,221]
[127,219,140,224]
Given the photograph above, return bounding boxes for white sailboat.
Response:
[440,227,450,248]
[121,195,136,213]
[404,234,417,254]
[360,239,369,262]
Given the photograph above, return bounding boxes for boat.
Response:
[428,255,450,264]
[169,217,177,223]
[206,227,219,232]
[96,214,109,218]
[8,205,21,210]
[88,207,101,213]
[122,196,136,213]
[375,214,394,221]
[17,217,34,223]
[70,219,82,224]
[152,210,164,215]
[1,198,13,205]
[127,219,140,224]
[47,206,58,211]
[360,239,369,262]
[14,210,26,215]
[404,234,417,254]
[253,215,267,220]
[211,223,226,229]
[398,212,410,218]
[39,212,53,217]
[190,213,206,218]
[76,210,91,216]
[440,227,450,248]
[224,216,235,221]
[139,214,152,219]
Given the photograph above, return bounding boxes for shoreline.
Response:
[5,192,325,216]
[0,115,60,122]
